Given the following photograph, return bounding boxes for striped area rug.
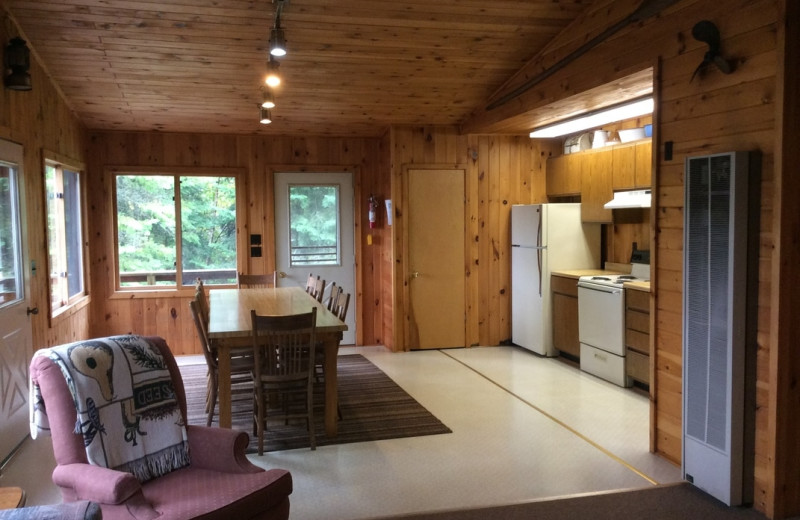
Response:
[181,354,452,452]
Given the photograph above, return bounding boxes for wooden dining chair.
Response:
[311,277,326,303]
[325,282,339,311]
[238,271,277,288]
[189,299,254,427]
[194,278,210,327]
[251,307,318,454]
[305,273,318,294]
[332,289,351,322]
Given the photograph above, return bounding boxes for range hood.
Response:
[603,189,651,209]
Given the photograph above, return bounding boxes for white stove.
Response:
[577,263,650,387]
[577,263,651,288]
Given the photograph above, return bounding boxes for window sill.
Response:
[50,295,91,328]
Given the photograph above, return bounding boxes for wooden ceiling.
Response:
[2,0,591,137]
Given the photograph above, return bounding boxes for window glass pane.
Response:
[116,175,176,286]
[289,185,339,266]
[0,162,22,307]
[179,176,237,286]
[63,168,84,299]
[45,164,64,308]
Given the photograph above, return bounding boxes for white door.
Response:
[0,139,32,464]
[274,171,355,345]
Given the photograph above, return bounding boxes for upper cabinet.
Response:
[545,153,581,196]
[580,148,613,223]
[546,138,652,222]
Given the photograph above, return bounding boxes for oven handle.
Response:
[577,283,622,295]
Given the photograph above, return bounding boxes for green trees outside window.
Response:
[115,174,237,287]
[289,184,339,266]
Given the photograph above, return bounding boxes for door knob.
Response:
[411,271,420,279]
[27,307,39,316]
[278,271,287,278]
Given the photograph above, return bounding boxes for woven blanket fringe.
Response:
[115,441,191,483]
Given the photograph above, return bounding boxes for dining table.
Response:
[207,286,348,437]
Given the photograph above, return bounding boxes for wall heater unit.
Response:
[682,151,754,506]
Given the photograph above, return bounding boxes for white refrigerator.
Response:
[511,203,600,356]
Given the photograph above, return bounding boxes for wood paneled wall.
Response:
[85,131,389,355]
[388,126,558,350]
[466,0,780,514]
[0,14,88,350]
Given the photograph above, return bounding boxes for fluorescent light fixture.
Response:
[530,96,654,138]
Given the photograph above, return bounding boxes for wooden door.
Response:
[0,139,32,463]
[406,169,465,349]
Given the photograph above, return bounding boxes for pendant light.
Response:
[259,107,273,125]
[261,88,276,109]
[265,57,281,88]
[269,0,288,57]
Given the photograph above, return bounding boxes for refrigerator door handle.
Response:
[537,210,543,296]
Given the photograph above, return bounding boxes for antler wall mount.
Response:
[690,20,734,82]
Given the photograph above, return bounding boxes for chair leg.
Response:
[207,375,218,428]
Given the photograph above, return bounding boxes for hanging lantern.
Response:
[5,37,32,91]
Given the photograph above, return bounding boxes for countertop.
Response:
[623,281,650,292]
[551,268,651,292]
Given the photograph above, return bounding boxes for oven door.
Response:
[577,282,625,356]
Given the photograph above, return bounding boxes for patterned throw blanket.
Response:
[30,335,190,482]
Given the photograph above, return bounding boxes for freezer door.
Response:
[511,246,545,354]
[511,204,541,247]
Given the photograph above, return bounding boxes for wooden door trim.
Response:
[401,164,467,350]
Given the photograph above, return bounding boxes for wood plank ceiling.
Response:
[2,0,589,137]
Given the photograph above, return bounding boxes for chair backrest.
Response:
[190,299,217,369]
[250,308,317,383]
[332,290,351,321]
[194,278,210,326]
[325,282,339,311]
[312,278,326,303]
[238,271,277,288]
[305,273,318,294]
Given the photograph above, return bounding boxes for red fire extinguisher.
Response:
[368,195,378,229]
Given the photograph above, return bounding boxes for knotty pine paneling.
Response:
[0,14,89,352]
[86,131,386,355]
[389,126,558,350]
[468,0,781,513]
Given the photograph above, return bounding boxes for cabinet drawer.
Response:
[625,328,649,354]
[626,289,649,312]
[625,309,650,334]
[626,348,649,384]
[551,275,578,297]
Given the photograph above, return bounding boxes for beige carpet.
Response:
[372,482,769,520]
[181,354,452,452]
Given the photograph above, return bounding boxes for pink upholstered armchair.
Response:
[29,336,292,520]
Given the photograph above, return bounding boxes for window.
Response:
[288,184,340,266]
[0,160,23,308]
[114,173,238,288]
[45,160,87,315]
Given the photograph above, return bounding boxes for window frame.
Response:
[43,151,90,325]
[109,166,246,298]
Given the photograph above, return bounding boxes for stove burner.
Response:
[591,276,612,281]
[617,275,636,280]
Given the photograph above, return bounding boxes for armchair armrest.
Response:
[52,464,141,504]
[186,424,262,474]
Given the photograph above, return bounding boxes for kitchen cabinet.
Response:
[551,275,580,359]
[580,149,613,223]
[625,287,650,386]
[612,140,652,190]
[634,140,652,187]
[546,153,581,196]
